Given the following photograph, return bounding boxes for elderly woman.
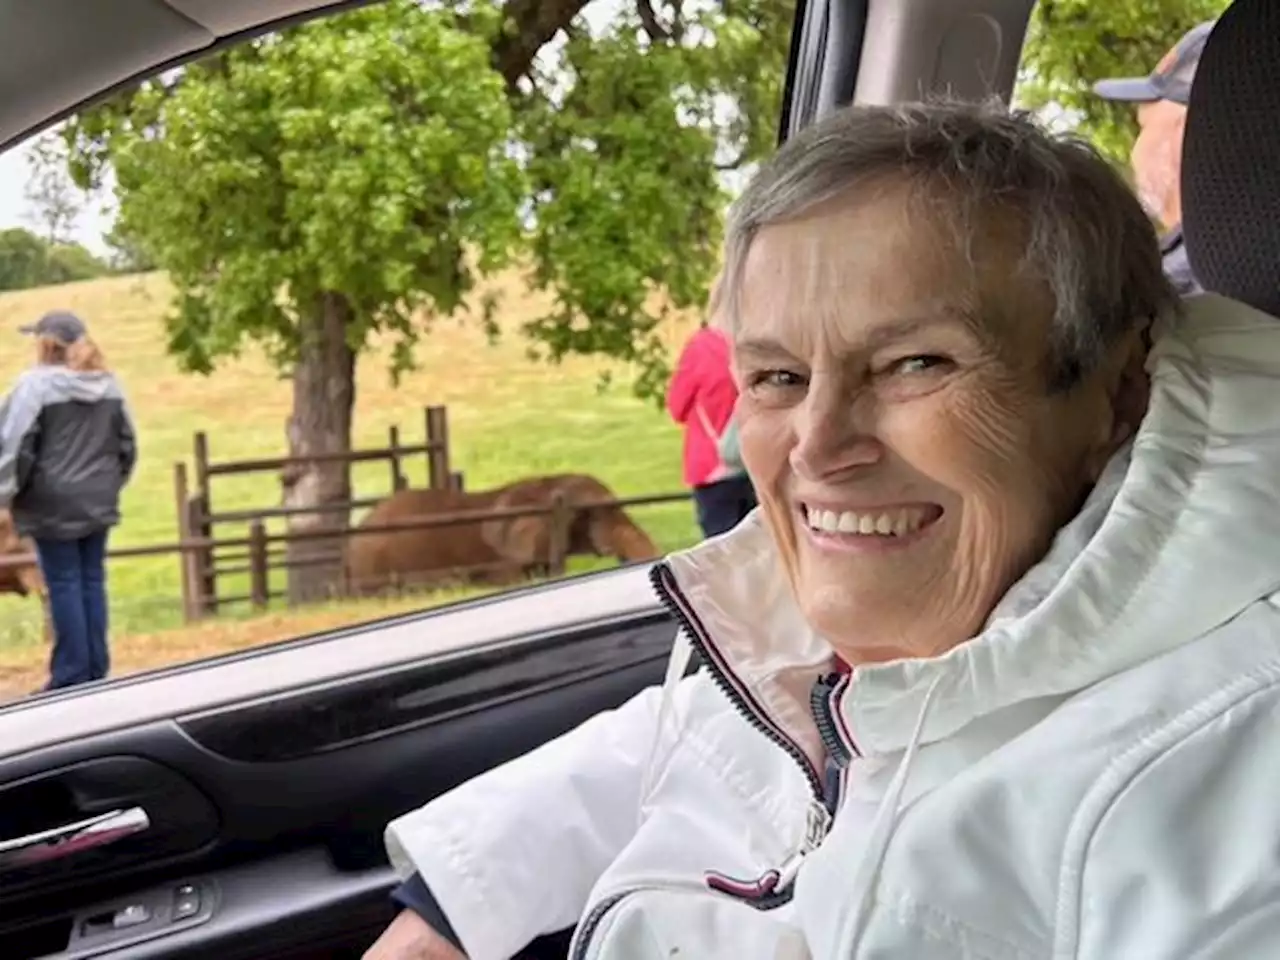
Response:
[368,100,1280,960]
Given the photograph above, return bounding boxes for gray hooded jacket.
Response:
[0,365,136,540]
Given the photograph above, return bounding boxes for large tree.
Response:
[61,0,788,600]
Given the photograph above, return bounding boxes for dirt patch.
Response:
[0,595,441,703]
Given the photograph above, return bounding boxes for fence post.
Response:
[425,405,451,490]
[547,492,571,578]
[249,521,269,610]
[192,431,218,613]
[450,471,465,492]
[388,425,407,491]
[173,462,197,623]
[183,497,209,618]
[193,431,211,503]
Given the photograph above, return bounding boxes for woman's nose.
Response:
[789,389,883,481]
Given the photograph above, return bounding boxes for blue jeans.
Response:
[34,531,110,689]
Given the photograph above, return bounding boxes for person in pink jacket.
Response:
[666,277,757,537]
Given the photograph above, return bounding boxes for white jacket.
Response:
[387,293,1280,959]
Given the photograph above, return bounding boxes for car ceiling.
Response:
[4,0,1047,160]
[0,0,381,153]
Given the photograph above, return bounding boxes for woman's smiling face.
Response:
[733,184,1147,666]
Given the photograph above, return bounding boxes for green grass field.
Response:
[0,270,703,694]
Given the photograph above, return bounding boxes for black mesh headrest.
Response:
[1182,0,1280,314]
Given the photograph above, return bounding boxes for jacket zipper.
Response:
[811,670,858,768]
[569,562,848,960]
[648,562,828,800]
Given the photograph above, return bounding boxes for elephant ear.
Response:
[480,488,550,565]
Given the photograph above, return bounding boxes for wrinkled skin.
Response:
[344,473,661,594]
[363,910,466,960]
[1132,97,1187,230]
[733,184,1150,667]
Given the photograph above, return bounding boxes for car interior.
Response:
[0,0,1270,957]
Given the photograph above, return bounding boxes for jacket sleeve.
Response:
[383,669,707,960]
[0,375,43,508]
[117,392,138,483]
[665,337,703,425]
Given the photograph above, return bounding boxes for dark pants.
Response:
[34,531,110,689]
[692,475,758,539]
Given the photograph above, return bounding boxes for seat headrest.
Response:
[1177,0,1280,313]
[1182,0,1280,315]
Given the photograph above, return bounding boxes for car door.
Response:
[0,563,678,959]
[0,3,687,958]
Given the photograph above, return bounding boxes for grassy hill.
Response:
[0,271,704,692]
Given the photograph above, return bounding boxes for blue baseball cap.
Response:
[1093,21,1216,107]
[19,310,87,342]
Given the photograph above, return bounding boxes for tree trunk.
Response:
[282,291,357,604]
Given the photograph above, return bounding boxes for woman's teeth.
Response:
[803,506,929,537]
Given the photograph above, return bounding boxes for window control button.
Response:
[173,886,201,921]
[112,904,151,929]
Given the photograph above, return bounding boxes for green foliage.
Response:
[103,221,158,273]
[518,0,794,400]
[61,0,795,401]
[45,242,112,284]
[69,2,523,379]
[0,229,50,291]
[1018,0,1231,161]
[0,227,109,291]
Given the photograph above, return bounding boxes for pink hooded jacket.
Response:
[666,326,739,488]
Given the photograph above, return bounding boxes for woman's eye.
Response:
[889,355,951,376]
[749,369,806,390]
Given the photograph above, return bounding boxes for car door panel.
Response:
[0,572,680,959]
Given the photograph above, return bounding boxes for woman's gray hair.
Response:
[722,99,1179,390]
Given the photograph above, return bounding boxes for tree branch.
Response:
[636,0,672,41]
[489,0,593,93]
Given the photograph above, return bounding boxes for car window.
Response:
[0,0,798,702]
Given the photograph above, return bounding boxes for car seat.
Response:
[1182,0,1280,313]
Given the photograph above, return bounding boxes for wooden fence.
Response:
[0,401,697,623]
[0,490,692,616]
[173,405,460,620]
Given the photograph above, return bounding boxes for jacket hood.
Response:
[31,365,119,403]
[661,293,1280,761]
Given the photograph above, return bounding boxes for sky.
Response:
[0,133,114,255]
[0,0,637,260]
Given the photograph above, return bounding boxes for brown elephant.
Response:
[0,508,51,641]
[344,473,661,595]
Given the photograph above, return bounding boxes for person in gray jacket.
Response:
[0,311,136,690]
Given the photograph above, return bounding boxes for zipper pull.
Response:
[803,799,832,853]
[704,803,833,904]
[775,801,833,892]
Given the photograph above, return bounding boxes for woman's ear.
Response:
[1109,324,1153,447]
[1083,324,1152,482]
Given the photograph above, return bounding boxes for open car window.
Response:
[0,0,797,705]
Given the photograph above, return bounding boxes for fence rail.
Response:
[176,405,460,620]
[2,401,694,624]
[0,490,692,613]
[204,443,437,476]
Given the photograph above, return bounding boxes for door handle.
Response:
[0,806,150,871]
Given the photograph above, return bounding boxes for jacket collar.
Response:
[659,294,1280,761]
